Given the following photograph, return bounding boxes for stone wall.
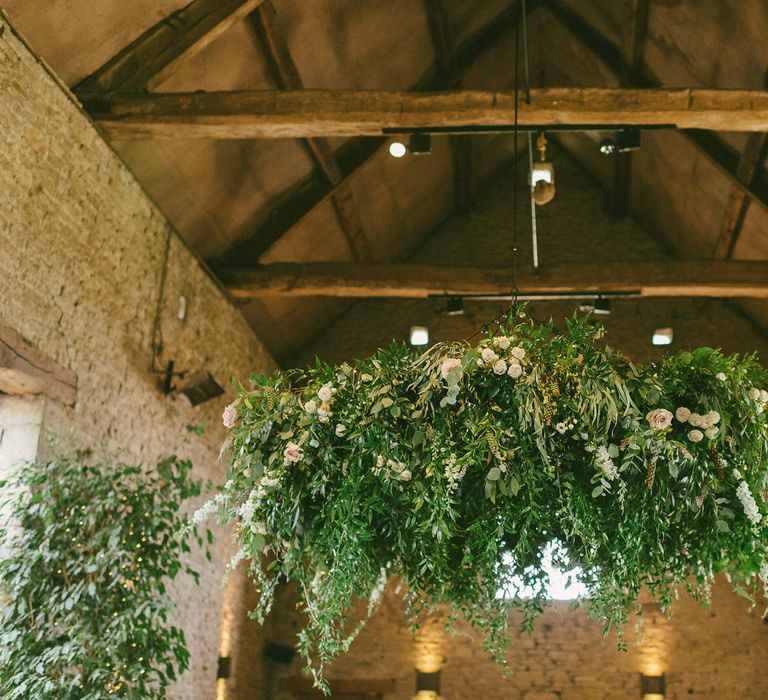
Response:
[265,578,768,700]
[0,15,274,699]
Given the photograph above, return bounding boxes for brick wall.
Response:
[0,16,273,699]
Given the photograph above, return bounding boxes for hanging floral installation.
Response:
[199,312,768,690]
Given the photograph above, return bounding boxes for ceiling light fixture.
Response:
[409,326,429,346]
[593,297,612,316]
[389,140,407,158]
[409,133,432,155]
[652,327,674,346]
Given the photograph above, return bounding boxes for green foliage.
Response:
[0,453,206,699]
[207,312,768,691]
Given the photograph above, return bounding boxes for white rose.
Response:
[400,470,412,481]
[318,384,333,402]
[687,429,704,443]
[304,400,317,414]
[494,336,511,350]
[510,347,526,360]
[317,406,331,423]
[705,426,719,439]
[555,422,567,434]
[335,424,347,437]
[481,348,497,364]
[748,388,761,400]
[646,408,673,430]
[699,415,713,429]
[760,390,768,403]
[688,413,703,427]
[283,441,304,463]
[493,359,507,375]
[716,372,726,382]
[706,411,721,425]
[507,364,523,379]
[440,358,462,379]
[675,407,691,423]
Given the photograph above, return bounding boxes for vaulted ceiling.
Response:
[6,0,767,365]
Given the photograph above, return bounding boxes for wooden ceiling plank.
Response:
[73,0,264,94]
[248,1,370,260]
[208,2,537,268]
[221,260,768,299]
[83,87,768,139]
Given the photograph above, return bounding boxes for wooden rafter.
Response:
[82,87,768,140]
[612,0,651,215]
[249,1,372,260]
[712,68,768,259]
[208,1,536,269]
[221,260,768,299]
[74,0,264,93]
[545,0,768,220]
[423,0,472,213]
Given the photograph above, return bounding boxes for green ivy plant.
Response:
[0,452,208,699]
[204,312,768,691]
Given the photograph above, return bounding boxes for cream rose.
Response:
[494,336,511,350]
[675,407,691,423]
[440,358,462,379]
[318,384,333,403]
[687,429,704,443]
[400,469,412,481]
[646,408,673,430]
[510,347,526,361]
[507,364,523,379]
[688,413,703,427]
[716,372,726,381]
[304,399,317,414]
[748,388,761,400]
[493,359,507,375]
[283,441,304,463]
[706,410,721,425]
[705,426,719,439]
[760,389,768,403]
[481,347,497,364]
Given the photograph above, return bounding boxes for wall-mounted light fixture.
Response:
[415,669,441,699]
[409,133,432,155]
[217,655,231,679]
[442,297,464,316]
[640,673,665,699]
[178,371,225,406]
[593,296,612,316]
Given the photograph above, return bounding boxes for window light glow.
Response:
[496,544,589,601]
[409,326,429,346]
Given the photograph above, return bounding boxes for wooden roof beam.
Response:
[74,0,264,93]
[83,87,768,140]
[208,1,539,269]
[249,1,372,260]
[220,260,768,299]
[423,0,472,213]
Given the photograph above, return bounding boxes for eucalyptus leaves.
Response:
[209,313,768,689]
[0,453,206,699]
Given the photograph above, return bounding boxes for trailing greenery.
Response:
[205,312,768,690]
[0,453,207,699]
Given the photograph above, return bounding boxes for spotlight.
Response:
[389,140,407,158]
[599,128,641,156]
[443,297,464,316]
[640,673,665,699]
[593,297,612,316]
[409,326,429,346]
[652,327,674,346]
[409,133,432,155]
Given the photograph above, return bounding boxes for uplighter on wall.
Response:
[640,673,665,699]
